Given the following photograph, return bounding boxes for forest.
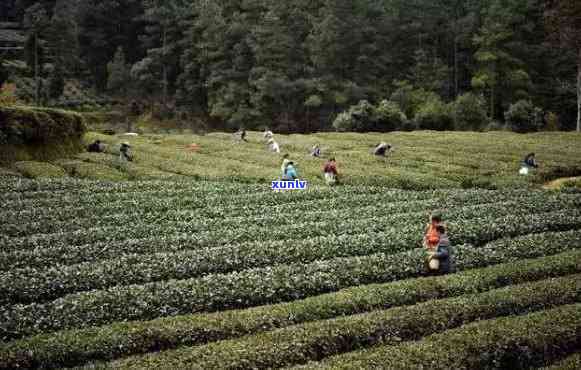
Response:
[0,0,580,132]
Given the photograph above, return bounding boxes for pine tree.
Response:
[47,2,81,74]
[472,2,530,119]
[23,3,49,105]
[0,58,9,87]
[107,47,132,97]
[545,0,581,131]
[409,49,450,96]
[48,63,65,99]
[135,0,188,103]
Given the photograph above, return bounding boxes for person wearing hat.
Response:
[119,142,133,162]
[264,128,274,140]
[268,138,281,153]
[373,142,392,157]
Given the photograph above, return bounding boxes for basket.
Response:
[427,250,439,271]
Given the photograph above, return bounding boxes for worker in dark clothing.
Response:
[523,153,539,169]
[87,140,104,153]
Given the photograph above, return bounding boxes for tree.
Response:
[46,2,81,74]
[0,58,9,87]
[136,0,188,104]
[505,99,543,132]
[472,2,531,120]
[23,3,49,105]
[409,48,449,96]
[78,0,145,91]
[453,92,488,130]
[107,47,132,97]
[545,0,581,131]
[48,63,65,99]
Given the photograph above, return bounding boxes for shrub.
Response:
[1,217,580,340]
[2,196,579,305]
[375,100,407,131]
[485,120,507,131]
[1,250,578,369]
[414,97,454,131]
[505,100,543,133]
[92,275,581,370]
[390,80,439,118]
[545,111,560,131]
[57,160,129,181]
[0,83,20,107]
[453,93,488,131]
[332,100,376,132]
[543,353,581,370]
[333,100,407,132]
[0,106,85,145]
[13,161,67,179]
[312,304,581,369]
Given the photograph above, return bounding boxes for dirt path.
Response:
[543,176,581,190]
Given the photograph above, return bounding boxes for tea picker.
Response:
[519,153,539,175]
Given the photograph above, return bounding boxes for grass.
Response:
[5,129,580,188]
[74,130,581,188]
[13,161,67,179]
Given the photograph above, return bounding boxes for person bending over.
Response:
[323,157,339,186]
[373,142,392,157]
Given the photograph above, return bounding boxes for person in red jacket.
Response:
[423,214,442,250]
[323,158,339,185]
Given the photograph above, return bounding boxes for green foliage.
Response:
[2,249,578,369]
[57,160,129,181]
[545,111,560,131]
[0,60,9,87]
[1,195,580,339]
[0,174,581,367]
[0,105,85,146]
[409,49,449,96]
[107,47,131,96]
[308,304,581,369]
[414,97,454,131]
[13,161,67,178]
[504,100,543,133]
[453,93,489,130]
[5,0,579,131]
[375,100,408,131]
[3,192,579,304]
[390,80,440,119]
[48,64,65,99]
[471,2,532,120]
[543,352,581,370]
[333,100,407,132]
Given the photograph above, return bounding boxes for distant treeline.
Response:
[1,0,580,132]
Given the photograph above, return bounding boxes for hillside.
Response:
[3,130,581,190]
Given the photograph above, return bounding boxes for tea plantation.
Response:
[0,172,580,368]
[3,130,581,190]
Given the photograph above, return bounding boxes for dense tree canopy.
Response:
[1,0,579,131]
